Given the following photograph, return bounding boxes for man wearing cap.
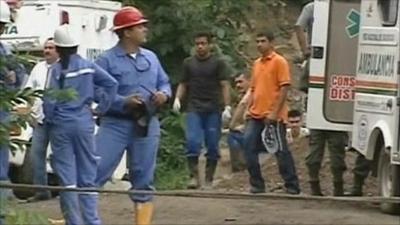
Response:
[94,6,171,225]
[243,31,300,195]
[43,24,117,225]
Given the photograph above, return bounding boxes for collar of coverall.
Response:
[114,43,145,57]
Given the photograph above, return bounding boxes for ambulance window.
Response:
[378,0,399,26]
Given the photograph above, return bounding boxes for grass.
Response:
[155,166,188,190]
[2,201,49,225]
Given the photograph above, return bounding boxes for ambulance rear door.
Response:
[307,0,361,131]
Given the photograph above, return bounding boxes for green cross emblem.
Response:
[346,9,360,38]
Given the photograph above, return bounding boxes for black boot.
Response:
[187,157,200,189]
[344,175,364,196]
[309,181,323,196]
[333,181,344,196]
[204,159,218,189]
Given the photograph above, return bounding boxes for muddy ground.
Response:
[19,192,399,225]
[17,143,399,225]
[215,137,379,197]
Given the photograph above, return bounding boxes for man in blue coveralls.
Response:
[95,6,171,225]
[0,1,27,223]
[43,24,118,225]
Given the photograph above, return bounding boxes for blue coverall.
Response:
[43,54,117,225]
[95,44,171,203]
[0,42,26,225]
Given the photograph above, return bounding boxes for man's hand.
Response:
[126,95,143,109]
[243,110,251,121]
[173,98,181,113]
[302,47,311,59]
[222,105,232,123]
[29,119,39,128]
[91,107,100,117]
[14,106,31,116]
[5,71,17,84]
[152,91,168,106]
[265,111,278,123]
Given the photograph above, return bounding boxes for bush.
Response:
[155,110,188,190]
[2,202,49,225]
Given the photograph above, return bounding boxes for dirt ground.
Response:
[215,138,379,197]
[19,192,399,225]
[17,144,398,225]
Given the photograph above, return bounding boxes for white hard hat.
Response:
[54,24,79,47]
[0,0,11,23]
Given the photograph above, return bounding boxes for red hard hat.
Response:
[113,6,148,31]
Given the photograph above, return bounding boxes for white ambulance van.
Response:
[308,0,400,214]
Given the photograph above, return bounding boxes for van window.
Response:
[378,0,399,26]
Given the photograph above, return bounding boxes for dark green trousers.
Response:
[306,130,347,182]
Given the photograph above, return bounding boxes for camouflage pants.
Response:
[306,130,347,182]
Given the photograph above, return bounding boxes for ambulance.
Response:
[308,0,399,214]
[0,0,128,198]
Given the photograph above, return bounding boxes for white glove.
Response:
[173,98,181,113]
[222,105,232,123]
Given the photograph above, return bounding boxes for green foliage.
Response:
[45,88,78,102]
[0,88,37,147]
[0,50,77,148]
[113,0,257,83]
[4,203,49,225]
[155,110,188,190]
[0,87,77,149]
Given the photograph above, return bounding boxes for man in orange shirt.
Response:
[243,31,300,194]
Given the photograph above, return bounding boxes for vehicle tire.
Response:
[378,145,400,215]
[10,146,34,199]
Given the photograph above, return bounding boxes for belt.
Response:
[103,111,132,120]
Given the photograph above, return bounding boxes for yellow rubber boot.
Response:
[135,202,154,225]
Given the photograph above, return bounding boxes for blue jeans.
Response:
[185,112,221,160]
[243,119,300,192]
[30,123,51,197]
[227,131,243,150]
[227,130,246,172]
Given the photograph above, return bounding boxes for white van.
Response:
[308,0,400,214]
